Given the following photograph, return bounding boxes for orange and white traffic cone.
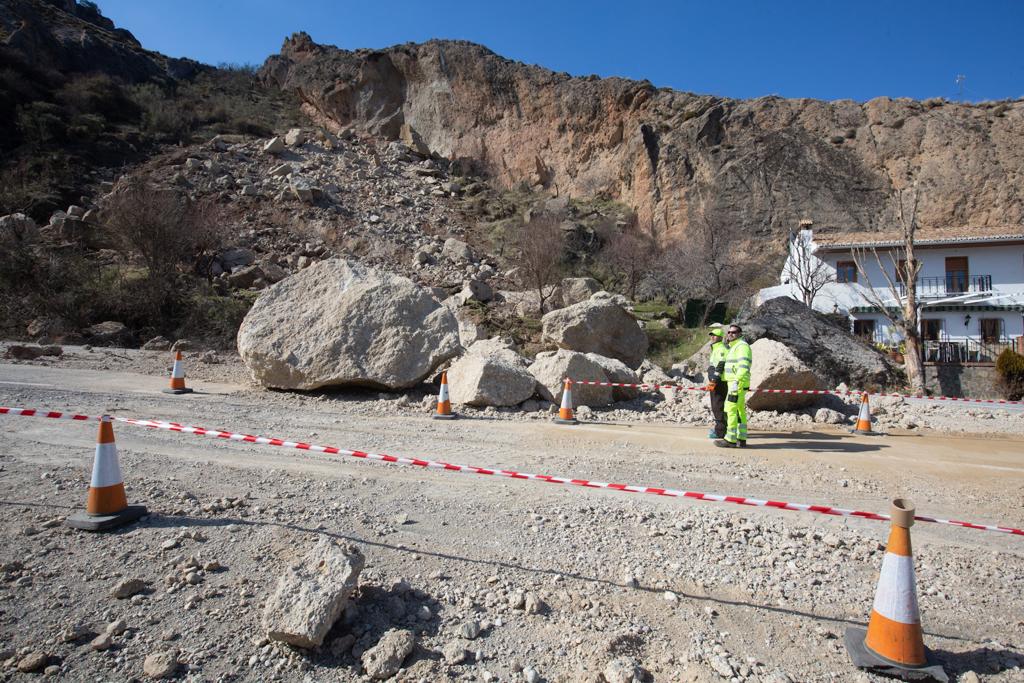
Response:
[554,379,578,425]
[850,393,880,435]
[162,351,193,395]
[65,416,147,532]
[845,499,947,682]
[432,371,456,420]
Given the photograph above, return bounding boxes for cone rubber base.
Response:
[65,505,147,532]
[554,417,579,425]
[844,627,947,682]
[850,427,883,436]
[432,413,457,420]
[162,388,193,395]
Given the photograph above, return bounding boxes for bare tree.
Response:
[104,176,225,286]
[783,221,834,307]
[684,189,760,326]
[851,188,926,394]
[514,211,565,315]
[602,223,654,301]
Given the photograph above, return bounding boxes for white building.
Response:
[757,224,1024,363]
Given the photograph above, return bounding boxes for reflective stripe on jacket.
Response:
[723,339,752,389]
[707,342,727,380]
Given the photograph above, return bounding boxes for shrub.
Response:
[995,348,1024,400]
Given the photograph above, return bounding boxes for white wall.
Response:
[822,243,1024,294]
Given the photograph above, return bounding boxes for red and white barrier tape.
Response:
[567,379,1024,405]
[2,405,1022,537]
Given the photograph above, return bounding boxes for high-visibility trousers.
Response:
[724,389,747,443]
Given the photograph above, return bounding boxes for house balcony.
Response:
[898,274,993,298]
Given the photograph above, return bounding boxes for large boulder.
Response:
[237,259,460,390]
[561,277,601,305]
[0,213,39,246]
[746,339,825,411]
[739,297,901,389]
[448,340,536,407]
[262,540,364,648]
[528,349,613,406]
[584,353,640,401]
[541,300,647,369]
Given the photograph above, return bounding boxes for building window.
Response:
[921,319,942,341]
[853,319,875,340]
[945,256,968,293]
[836,261,857,283]
[980,318,1003,343]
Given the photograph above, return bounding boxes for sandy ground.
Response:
[0,347,1022,682]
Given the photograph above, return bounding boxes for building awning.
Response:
[851,304,1024,314]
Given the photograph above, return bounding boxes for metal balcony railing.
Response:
[923,337,1011,363]
[898,273,992,297]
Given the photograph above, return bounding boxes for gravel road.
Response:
[0,347,1022,682]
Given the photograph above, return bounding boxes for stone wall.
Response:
[924,363,1000,399]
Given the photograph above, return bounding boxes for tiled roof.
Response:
[814,225,1024,248]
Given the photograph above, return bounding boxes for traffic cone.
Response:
[65,416,147,532]
[845,499,947,682]
[432,371,456,420]
[162,351,193,395]
[554,379,578,425]
[850,393,880,435]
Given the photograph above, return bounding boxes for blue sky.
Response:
[95,0,1023,103]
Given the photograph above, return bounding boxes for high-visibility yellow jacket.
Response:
[707,342,728,381]
[723,338,752,390]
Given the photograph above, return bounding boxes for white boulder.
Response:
[541,299,648,369]
[528,349,612,406]
[746,338,826,411]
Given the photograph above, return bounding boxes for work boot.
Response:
[738,440,747,448]
[714,439,736,449]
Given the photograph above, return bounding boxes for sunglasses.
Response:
[727,330,740,335]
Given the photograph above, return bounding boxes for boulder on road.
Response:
[584,353,640,401]
[746,338,825,411]
[237,259,460,390]
[448,339,535,407]
[528,349,613,406]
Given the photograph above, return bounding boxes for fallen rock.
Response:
[284,128,306,146]
[263,137,285,154]
[442,641,467,664]
[142,649,178,679]
[361,629,415,680]
[262,539,364,648]
[4,345,63,360]
[585,353,640,401]
[542,300,647,369]
[448,343,535,407]
[442,238,475,263]
[17,652,47,673]
[529,349,613,406]
[739,296,901,389]
[0,213,40,245]
[83,321,129,345]
[238,259,460,390]
[112,578,147,599]
[746,338,825,411]
[603,657,647,683]
[561,277,601,305]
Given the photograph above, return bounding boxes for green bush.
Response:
[995,348,1024,400]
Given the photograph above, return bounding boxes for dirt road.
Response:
[1,357,1022,682]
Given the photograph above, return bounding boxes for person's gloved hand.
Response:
[705,381,716,391]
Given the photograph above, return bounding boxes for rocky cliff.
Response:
[261,33,1024,250]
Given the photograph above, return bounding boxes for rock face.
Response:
[528,349,613,406]
[746,339,824,411]
[739,297,901,390]
[541,300,648,369]
[237,259,460,390]
[261,34,1024,248]
[447,340,536,407]
[262,540,365,648]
